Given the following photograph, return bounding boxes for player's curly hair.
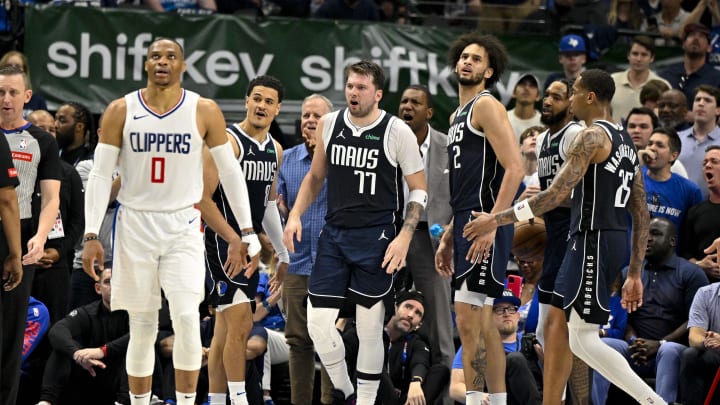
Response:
[447,32,508,90]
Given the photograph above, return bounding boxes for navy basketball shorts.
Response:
[308,223,396,309]
[205,241,259,308]
[538,208,571,304]
[452,209,513,299]
[552,229,628,325]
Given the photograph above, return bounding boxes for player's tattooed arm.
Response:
[626,172,650,278]
[494,126,605,226]
[402,201,424,233]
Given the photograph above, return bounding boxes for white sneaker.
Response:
[150,395,164,405]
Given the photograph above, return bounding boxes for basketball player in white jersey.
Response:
[82,38,259,405]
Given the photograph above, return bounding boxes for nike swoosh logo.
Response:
[184,395,195,399]
[189,216,199,224]
[133,114,149,120]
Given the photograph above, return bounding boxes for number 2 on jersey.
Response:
[151,157,165,183]
[452,145,461,169]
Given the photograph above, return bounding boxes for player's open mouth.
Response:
[706,171,714,181]
[402,113,413,120]
[350,101,359,106]
[256,111,267,117]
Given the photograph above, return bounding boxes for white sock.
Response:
[208,392,227,405]
[488,392,507,405]
[228,381,249,405]
[176,391,196,405]
[567,310,667,405]
[466,391,484,405]
[356,378,380,404]
[536,303,550,347]
[130,391,151,405]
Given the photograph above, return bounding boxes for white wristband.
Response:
[241,233,261,257]
[408,189,428,209]
[513,199,534,221]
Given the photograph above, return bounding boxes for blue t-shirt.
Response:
[453,334,523,369]
[643,167,703,238]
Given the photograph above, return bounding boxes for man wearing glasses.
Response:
[449,289,542,405]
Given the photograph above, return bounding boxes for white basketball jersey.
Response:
[118,89,204,211]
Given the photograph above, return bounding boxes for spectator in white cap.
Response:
[543,34,587,90]
[507,74,542,142]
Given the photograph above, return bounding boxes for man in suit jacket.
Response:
[398,85,454,371]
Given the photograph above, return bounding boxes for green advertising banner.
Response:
[24,6,678,131]
[24,6,561,130]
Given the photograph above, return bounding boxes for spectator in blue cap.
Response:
[543,34,587,90]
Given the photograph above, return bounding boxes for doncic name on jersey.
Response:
[129,131,192,154]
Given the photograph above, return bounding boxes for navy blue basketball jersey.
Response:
[217,124,278,233]
[447,91,504,213]
[570,120,639,233]
[324,108,403,228]
[537,121,583,191]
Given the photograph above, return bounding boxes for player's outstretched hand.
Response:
[435,237,454,278]
[466,230,496,263]
[383,232,411,274]
[463,211,498,242]
[81,239,103,282]
[621,275,643,313]
[283,215,302,254]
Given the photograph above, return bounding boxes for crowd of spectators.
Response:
[3,0,720,33]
